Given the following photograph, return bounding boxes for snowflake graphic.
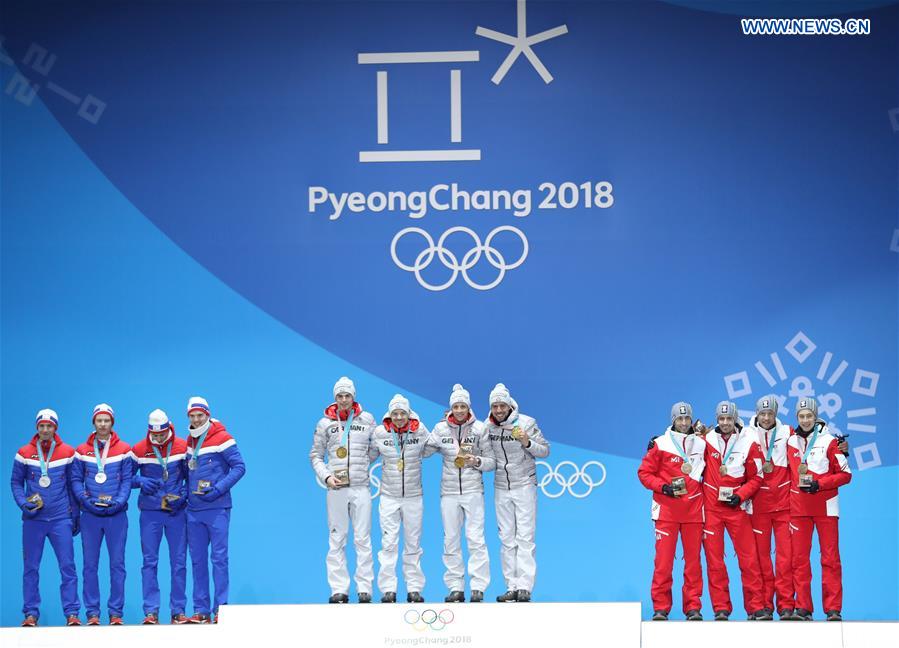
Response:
[723,331,881,471]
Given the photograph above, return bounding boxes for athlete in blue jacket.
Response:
[131,409,190,625]
[185,396,246,623]
[10,409,81,627]
[71,403,133,625]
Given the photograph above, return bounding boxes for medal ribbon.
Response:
[191,430,209,463]
[763,425,778,463]
[152,440,172,476]
[390,424,405,465]
[800,423,820,465]
[37,439,57,478]
[667,430,689,464]
[720,432,737,470]
[93,436,112,474]
[339,409,355,449]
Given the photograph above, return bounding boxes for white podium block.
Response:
[221,602,641,647]
[641,619,845,648]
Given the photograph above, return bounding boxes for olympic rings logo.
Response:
[390,226,528,291]
[403,608,455,632]
[535,460,606,499]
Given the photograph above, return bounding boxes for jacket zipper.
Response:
[501,424,511,488]
[457,424,463,495]
[400,433,405,498]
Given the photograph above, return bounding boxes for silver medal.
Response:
[38,475,51,488]
[95,472,107,484]
[188,459,197,471]
[162,469,169,481]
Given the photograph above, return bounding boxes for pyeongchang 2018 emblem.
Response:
[352,0,568,291]
[722,331,882,471]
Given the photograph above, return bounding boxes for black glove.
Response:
[647,435,659,451]
[661,484,676,497]
[801,480,820,494]
[726,494,742,507]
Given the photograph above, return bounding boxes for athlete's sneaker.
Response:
[109,616,124,626]
[381,592,397,603]
[516,590,531,602]
[21,616,37,627]
[189,613,212,624]
[66,615,82,626]
[358,593,372,604]
[328,594,349,604]
[826,610,842,622]
[752,609,773,621]
[651,610,668,621]
[445,591,465,603]
[685,610,702,621]
[496,590,518,603]
[86,616,101,626]
[171,613,191,625]
[778,608,795,621]
[142,613,159,625]
[714,610,730,621]
[470,590,484,603]
[406,592,424,603]
[793,608,813,621]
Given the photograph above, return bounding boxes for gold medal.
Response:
[397,459,404,472]
[336,446,348,459]
[511,427,522,440]
[763,461,773,474]
[798,462,808,474]
[454,456,465,469]
[681,462,692,474]
[719,465,728,477]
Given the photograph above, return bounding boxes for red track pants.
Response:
[790,516,842,613]
[650,521,703,614]
[751,509,794,611]
[703,510,765,614]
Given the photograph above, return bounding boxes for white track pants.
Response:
[440,492,490,592]
[495,484,537,592]
[326,486,373,595]
[377,495,425,593]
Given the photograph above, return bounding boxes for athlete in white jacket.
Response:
[484,383,550,603]
[370,394,433,603]
[426,384,495,602]
[309,377,377,603]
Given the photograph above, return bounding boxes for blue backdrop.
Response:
[1,0,897,625]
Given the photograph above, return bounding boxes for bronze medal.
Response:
[681,462,692,474]
[798,462,808,475]
[763,461,773,474]
[336,446,348,459]
[719,465,728,477]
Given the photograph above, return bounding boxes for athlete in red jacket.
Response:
[638,402,706,621]
[746,395,795,620]
[787,397,851,622]
[702,401,767,621]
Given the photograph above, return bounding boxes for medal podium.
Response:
[2,604,896,647]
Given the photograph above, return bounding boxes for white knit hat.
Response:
[489,383,513,406]
[35,408,59,430]
[92,403,115,424]
[148,409,172,433]
[388,394,410,414]
[449,384,471,407]
[187,396,210,415]
[333,376,356,398]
